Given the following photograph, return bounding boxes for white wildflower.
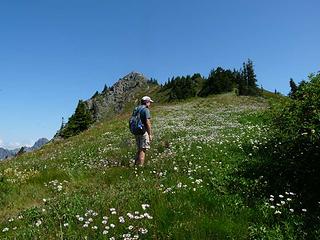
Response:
[127,213,134,219]
[119,216,125,223]
[139,228,148,234]
[35,220,42,227]
[128,225,134,230]
[141,204,150,210]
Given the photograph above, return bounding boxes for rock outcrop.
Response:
[85,72,150,121]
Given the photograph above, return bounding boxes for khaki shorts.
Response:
[135,132,150,150]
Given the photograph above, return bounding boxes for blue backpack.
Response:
[129,106,146,135]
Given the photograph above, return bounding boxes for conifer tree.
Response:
[239,59,258,95]
[102,84,108,94]
[16,147,25,156]
[289,78,298,99]
[199,67,234,96]
[60,100,93,138]
[92,91,99,98]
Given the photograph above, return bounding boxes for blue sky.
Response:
[0,0,319,149]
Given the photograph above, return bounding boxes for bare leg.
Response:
[135,149,146,166]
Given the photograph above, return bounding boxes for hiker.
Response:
[130,96,154,166]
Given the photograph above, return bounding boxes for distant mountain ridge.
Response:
[0,138,49,160]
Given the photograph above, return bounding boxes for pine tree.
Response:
[92,91,99,99]
[102,84,108,94]
[246,59,257,88]
[199,67,234,96]
[16,147,25,156]
[60,100,93,138]
[289,78,298,99]
[239,59,258,95]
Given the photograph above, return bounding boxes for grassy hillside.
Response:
[0,93,305,239]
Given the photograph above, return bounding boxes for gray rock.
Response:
[86,72,150,121]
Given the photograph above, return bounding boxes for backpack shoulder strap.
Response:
[133,105,146,117]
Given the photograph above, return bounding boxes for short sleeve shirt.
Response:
[139,105,151,125]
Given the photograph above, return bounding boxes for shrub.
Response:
[243,72,320,216]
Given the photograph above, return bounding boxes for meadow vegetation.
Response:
[0,74,319,239]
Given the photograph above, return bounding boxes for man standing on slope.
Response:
[134,96,153,166]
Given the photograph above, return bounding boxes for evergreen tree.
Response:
[147,78,159,85]
[16,147,25,156]
[199,67,234,96]
[60,100,93,138]
[246,59,257,88]
[169,76,197,100]
[239,59,259,95]
[289,78,298,99]
[92,91,99,99]
[59,117,65,132]
[102,84,108,94]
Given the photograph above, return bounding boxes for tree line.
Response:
[161,59,259,100]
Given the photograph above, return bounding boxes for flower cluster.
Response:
[73,204,152,239]
[266,191,308,215]
[45,179,68,192]
[1,215,24,233]
[1,167,39,184]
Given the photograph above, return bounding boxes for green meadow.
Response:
[0,93,318,239]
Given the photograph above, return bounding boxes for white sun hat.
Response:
[141,96,154,102]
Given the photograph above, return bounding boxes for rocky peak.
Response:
[86,72,150,121]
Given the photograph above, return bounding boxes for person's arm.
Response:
[146,118,152,141]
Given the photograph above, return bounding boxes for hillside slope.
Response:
[0,94,269,239]
[56,72,160,139]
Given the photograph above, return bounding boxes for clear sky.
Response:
[0,0,319,149]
